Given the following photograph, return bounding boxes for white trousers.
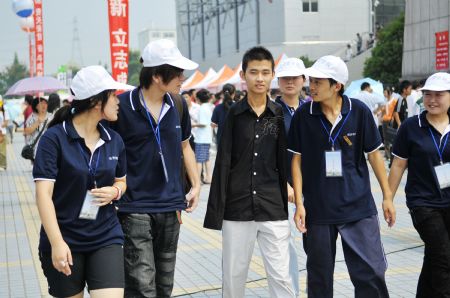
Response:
[222,220,295,298]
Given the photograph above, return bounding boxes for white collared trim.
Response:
[418,113,422,127]
[182,134,192,142]
[115,174,127,179]
[63,121,68,135]
[309,101,314,114]
[129,89,136,111]
[159,103,172,120]
[392,153,408,160]
[166,93,175,107]
[365,143,383,154]
[34,178,56,182]
[98,123,112,141]
[441,125,450,144]
[287,149,301,155]
[89,139,105,164]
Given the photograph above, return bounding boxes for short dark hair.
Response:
[360,82,370,91]
[196,89,211,104]
[399,80,412,94]
[412,80,421,89]
[242,46,274,73]
[31,97,47,113]
[328,78,345,97]
[24,94,33,105]
[139,62,183,89]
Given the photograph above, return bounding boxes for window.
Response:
[163,32,174,38]
[302,0,318,12]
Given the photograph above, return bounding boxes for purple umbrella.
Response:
[5,76,67,96]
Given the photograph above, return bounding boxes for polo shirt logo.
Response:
[109,156,119,160]
[175,125,181,129]
[347,132,356,136]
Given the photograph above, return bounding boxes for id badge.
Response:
[79,191,99,220]
[434,163,450,189]
[325,150,343,177]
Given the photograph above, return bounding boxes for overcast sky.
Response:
[0,0,176,74]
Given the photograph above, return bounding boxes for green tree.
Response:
[128,49,142,86]
[299,55,315,68]
[363,13,404,86]
[0,53,28,96]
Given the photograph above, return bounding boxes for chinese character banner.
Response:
[108,0,129,83]
[33,0,44,76]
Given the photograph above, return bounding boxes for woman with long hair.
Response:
[33,65,133,298]
[211,83,236,145]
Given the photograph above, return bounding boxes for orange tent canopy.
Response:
[182,70,204,90]
[208,65,234,88]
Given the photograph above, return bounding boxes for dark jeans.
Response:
[410,206,450,298]
[119,212,181,298]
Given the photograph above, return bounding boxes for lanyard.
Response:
[428,127,449,164]
[77,143,101,188]
[140,90,169,182]
[319,111,351,151]
[280,99,299,117]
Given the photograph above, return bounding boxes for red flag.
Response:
[108,0,129,84]
[33,0,44,76]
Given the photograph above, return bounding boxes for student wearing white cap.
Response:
[274,57,307,296]
[33,65,133,298]
[111,39,200,297]
[388,72,450,297]
[288,55,395,297]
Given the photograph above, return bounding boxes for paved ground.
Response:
[0,133,423,297]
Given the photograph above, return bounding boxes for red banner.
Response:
[436,31,449,70]
[33,0,44,76]
[108,0,129,84]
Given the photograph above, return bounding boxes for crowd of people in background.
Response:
[0,36,448,297]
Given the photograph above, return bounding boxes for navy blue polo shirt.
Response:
[33,120,127,252]
[275,96,308,184]
[112,88,191,214]
[288,96,382,224]
[211,102,232,144]
[392,111,450,209]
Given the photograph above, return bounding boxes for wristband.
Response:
[112,185,122,200]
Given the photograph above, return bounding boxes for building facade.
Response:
[176,0,372,72]
[402,0,450,79]
[138,28,177,52]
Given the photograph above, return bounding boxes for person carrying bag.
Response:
[21,119,47,161]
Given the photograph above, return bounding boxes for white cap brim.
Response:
[276,70,305,78]
[143,56,199,70]
[74,81,135,100]
[303,67,332,80]
[419,85,450,91]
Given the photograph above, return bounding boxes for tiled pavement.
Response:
[1,133,423,297]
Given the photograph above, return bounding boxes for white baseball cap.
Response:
[71,65,134,100]
[141,39,198,70]
[419,72,450,91]
[276,58,306,78]
[304,55,348,85]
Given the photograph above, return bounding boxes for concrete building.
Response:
[402,0,449,79]
[138,28,177,52]
[176,0,373,72]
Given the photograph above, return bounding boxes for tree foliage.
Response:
[299,55,315,68]
[0,53,28,96]
[363,13,404,86]
[128,49,142,87]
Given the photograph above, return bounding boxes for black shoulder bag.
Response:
[21,119,48,161]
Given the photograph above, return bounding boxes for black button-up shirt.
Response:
[204,97,288,230]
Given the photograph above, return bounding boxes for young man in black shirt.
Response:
[204,47,295,297]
